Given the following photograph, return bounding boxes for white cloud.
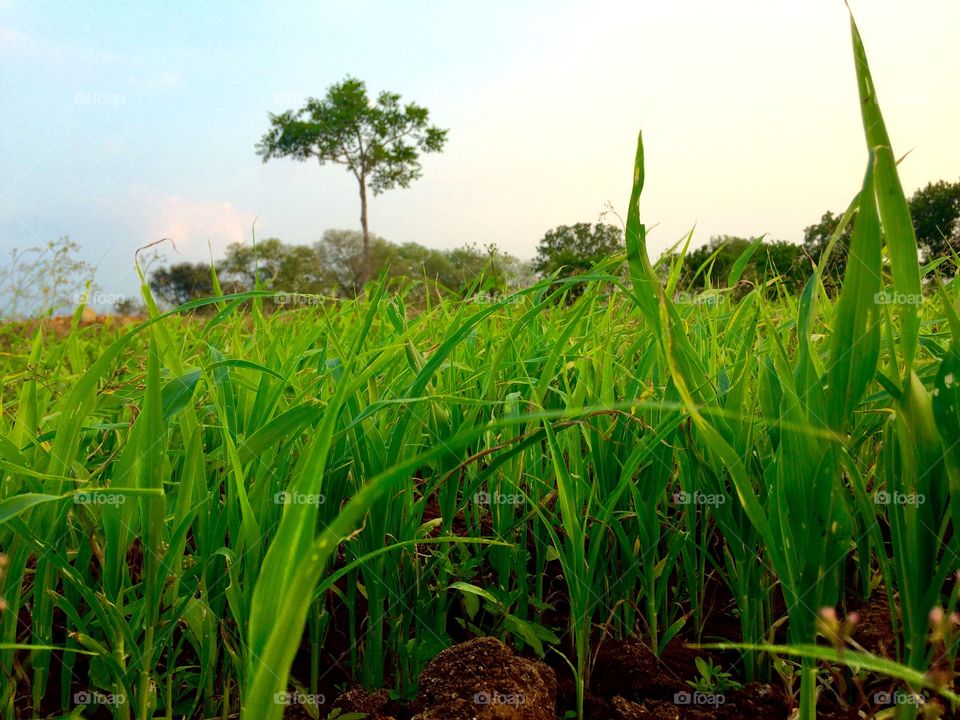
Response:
[144,195,258,260]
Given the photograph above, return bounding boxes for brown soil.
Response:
[411,637,557,720]
[332,688,402,719]
[584,638,791,719]
[848,589,897,657]
[289,588,950,720]
[590,638,684,700]
[7,507,947,720]
[421,495,493,539]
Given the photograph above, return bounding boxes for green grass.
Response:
[2,10,960,720]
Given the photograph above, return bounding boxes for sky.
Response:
[2,1,959,305]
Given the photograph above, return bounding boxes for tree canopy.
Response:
[910,179,960,261]
[802,210,853,290]
[150,262,215,307]
[534,223,624,277]
[803,178,960,287]
[674,235,809,297]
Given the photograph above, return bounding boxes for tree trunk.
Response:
[359,176,371,292]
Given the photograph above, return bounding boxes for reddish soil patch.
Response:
[8,314,147,338]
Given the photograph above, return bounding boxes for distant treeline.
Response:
[145,230,535,309]
[670,178,960,296]
[6,179,954,319]
[145,176,959,311]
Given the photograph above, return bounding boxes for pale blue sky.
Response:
[2,1,959,302]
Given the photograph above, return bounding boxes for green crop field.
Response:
[2,13,960,720]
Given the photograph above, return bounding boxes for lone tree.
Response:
[257,77,447,287]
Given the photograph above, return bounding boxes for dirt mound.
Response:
[591,638,684,701]
[411,637,556,720]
